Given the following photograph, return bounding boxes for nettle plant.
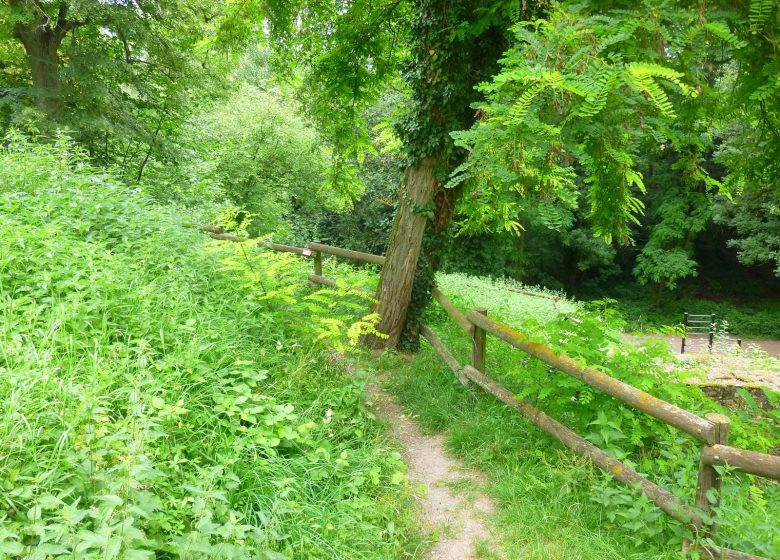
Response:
[0,134,412,559]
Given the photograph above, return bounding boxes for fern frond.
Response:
[749,0,774,32]
[624,63,694,117]
[506,71,562,123]
[537,204,575,231]
[703,22,748,49]
[576,65,618,117]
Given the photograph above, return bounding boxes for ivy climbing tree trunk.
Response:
[366,155,439,348]
[363,0,514,349]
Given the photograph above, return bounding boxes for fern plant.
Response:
[449,2,728,244]
[213,238,385,352]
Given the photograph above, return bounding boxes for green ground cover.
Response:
[0,138,423,559]
[378,273,780,559]
[611,288,780,339]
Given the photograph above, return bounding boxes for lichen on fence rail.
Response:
[465,309,718,444]
[702,444,780,481]
[308,273,375,296]
[307,242,386,266]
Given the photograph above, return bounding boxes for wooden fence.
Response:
[187,224,780,560]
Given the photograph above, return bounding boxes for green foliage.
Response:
[613,287,780,339]
[748,0,776,33]
[714,185,780,277]
[210,0,411,199]
[214,239,385,352]
[450,4,708,243]
[0,135,422,559]
[395,0,516,167]
[386,274,779,557]
[158,85,333,235]
[712,0,780,237]
[0,0,224,179]
[633,247,698,290]
[285,91,405,253]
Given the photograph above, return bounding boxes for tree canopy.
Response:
[1,0,779,338]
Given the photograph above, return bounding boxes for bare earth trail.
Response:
[366,382,499,560]
[625,334,780,392]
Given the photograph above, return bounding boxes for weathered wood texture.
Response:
[312,241,324,276]
[693,414,731,543]
[460,364,702,527]
[308,242,386,266]
[705,547,769,560]
[420,325,468,385]
[13,5,70,113]
[502,286,559,300]
[184,222,225,234]
[367,156,438,348]
[209,233,247,241]
[702,444,780,481]
[308,273,374,295]
[431,287,472,333]
[471,308,487,372]
[182,223,251,243]
[265,241,308,256]
[465,310,717,444]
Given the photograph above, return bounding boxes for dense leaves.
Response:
[0,0,223,179]
[0,136,419,559]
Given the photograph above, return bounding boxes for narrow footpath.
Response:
[368,383,499,559]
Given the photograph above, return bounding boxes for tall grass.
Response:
[0,135,422,559]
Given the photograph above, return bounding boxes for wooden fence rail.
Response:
[460,365,703,526]
[184,222,225,234]
[307,241,386,266]
[186,225,779,560]
[702,445,780,481]
[431,287,472,334]
[265,241,309,256]
[465,310,718,444]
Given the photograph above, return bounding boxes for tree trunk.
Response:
[366,155,439,349]
[13,3,72,114]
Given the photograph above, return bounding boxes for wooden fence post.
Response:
[471,308,487,373]
[708,314,716,351]
[681,312,688,354]
[312,240,323,277]
[694,414,731,541]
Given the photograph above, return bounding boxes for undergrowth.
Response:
[0,135,422,559]
[381,273,779,559]
[2,134,776,559]
[612,288,780,339]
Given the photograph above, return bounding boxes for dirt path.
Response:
[634,334,780,358]
[625,334,780,392]
[367,383,498,560]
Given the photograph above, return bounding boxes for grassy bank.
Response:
[378,273,779,559]
[0,138,422,559]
